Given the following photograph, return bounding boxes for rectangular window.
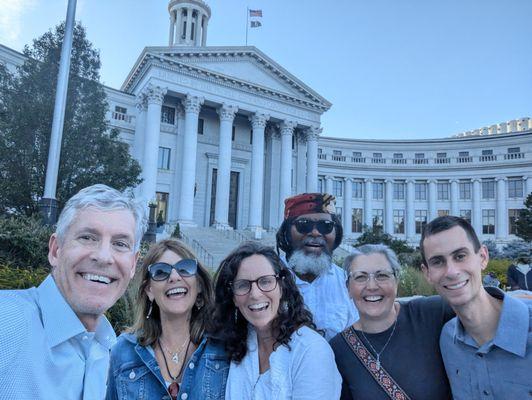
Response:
[482,149,493,156]
[372,181,384,200]
[482,209,495,234]
[333,150,342,155]
[460,209,471,224]
[482,179,495,199]
[115,105,127,114]
[393,209,405,234]
[415,182,427,201]
[373,152,382,159]
[336,207,342,223]
[198,118,204,135]
[508,147,521,154]
[232,126,236,141]
[393,182,405,200]
[317,177,324,193]
[437,152,447,158]
[508,209,521,235]
[415,153,425,159]
[437,182,450,200]
[415,210,427,234]
[508,178,524,198]
[353,151,362,158]
[156,192,169,226]
[438,210,449,217]
[158,147,171,170]
[459,151,469,157]
[352,208,363,233]
[372,209,384,230]
[161,105,175,125]
[333,179,343,197]
[459,181,471,200]
[393,153,403,159]
[250,129,253,144]
[352,181,363,198]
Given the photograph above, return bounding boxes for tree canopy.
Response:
[0,22,141,216]
[515,192,532,242]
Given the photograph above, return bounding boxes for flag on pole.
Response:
[249,9,263,17]
[250,20,262,28]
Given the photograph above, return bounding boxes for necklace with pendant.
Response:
[359,306,399,370]
[159,336,189,364]
[158,338,191,400]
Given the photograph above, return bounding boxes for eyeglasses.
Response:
[231,274,280,296]
[349,270,396,285]
[148,259,198,281]
[293,218,335,235]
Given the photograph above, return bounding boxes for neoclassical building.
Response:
[1,0,531,245]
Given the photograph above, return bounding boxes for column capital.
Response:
[495,176,507,182]
[280,120,297,136]
[472,178,481,183]
[324,175,333,181]
[305,125,322,141]
[296,131,308,144]
[184,94,204,113]
[217,103,239,121]
[343,177,353,183]
[265,124,280,140]
[249,112,270,129]
[135,93,147,111]
[385,178,393,184]
[427,179,436,185]
[450,178,459,184]
[364,178,373,183]
[406,179,415,184]
[144,85,167,105]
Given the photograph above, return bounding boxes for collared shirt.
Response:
[440,287,532,400]
[225,326,341,400]
[286,259,359,340]
[0,275,116,400]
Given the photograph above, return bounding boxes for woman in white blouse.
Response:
[211,242,341,400]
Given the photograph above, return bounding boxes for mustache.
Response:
[303,237,327,246]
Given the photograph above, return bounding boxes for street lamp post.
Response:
[39,0,77,225]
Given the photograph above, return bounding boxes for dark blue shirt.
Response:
[106,332,229,400]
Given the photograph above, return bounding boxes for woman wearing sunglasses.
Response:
[211,241,341,399]
[106,239,228,400]
[330,244,454,400]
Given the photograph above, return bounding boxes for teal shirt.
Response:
[440,288,532,400]
[0,275,116,400]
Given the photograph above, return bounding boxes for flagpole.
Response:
[246,7,249,45]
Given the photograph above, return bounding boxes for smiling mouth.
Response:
[363,295,383,302]
[444,280,468,290]
[248,302,269,312]
[165,287,188,297]
[81,273,112,285]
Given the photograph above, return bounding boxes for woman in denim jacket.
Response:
[106,239,229,400]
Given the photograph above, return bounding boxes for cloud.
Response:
[0,0,37,43]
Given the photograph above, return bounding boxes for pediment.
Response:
[122,46,331,111]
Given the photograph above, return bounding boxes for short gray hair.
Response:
[343,244,401,276]
[55,184,148,251]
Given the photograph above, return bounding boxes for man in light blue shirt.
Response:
[421,215,532,399]
[276,193,358,340]
[0,184,147,400]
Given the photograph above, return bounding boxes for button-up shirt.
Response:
[440,287,532,400]
[0,275,116,400]
[287,260,359,340]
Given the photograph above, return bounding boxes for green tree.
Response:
[515,192,532,241]
[0,22,141,216]
[355,224,415,255]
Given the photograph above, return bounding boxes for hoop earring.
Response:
[146,300,153,319]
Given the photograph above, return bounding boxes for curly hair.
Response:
[128,239,213,347]
[210,241,316,363]
[275,214,343,260]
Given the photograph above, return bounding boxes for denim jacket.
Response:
[106,332,229,400]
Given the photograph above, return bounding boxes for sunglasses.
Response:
[148,259,198,281]
[293,218,335,235]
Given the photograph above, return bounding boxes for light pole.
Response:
[39,0,77,225]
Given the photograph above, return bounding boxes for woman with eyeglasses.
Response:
[330,244,454,400]
[211,241,341,399]
[106,239,229,400]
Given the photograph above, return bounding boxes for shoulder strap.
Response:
[341,326,411,400]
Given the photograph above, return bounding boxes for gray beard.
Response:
[288,249,331,277]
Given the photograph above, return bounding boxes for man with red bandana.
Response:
[276,193,359,340]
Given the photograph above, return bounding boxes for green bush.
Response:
[0,262,49,289]
[484,258,512,288]
[398,266,437,297]
[0,215,53,268]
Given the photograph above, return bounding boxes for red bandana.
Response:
[283,193,336,219]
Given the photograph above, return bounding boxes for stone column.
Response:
[169,11,176,45]
[385,179,393,234]
[266,126,281,226]
[194,12,202,45]
[496,177,507,239]
[202,16,208,46]
[175,10,183,43]
[177,94,204,225]
[450,179,459,216]
[406,180,415,240]
[306,126,320,192]
[186,8,193,43]
[343,178,353,237]
[472,179,482,234]
[325,175,333,196]
[279,120,296,217]
[213,104,238,229]
[169,104,185,222]
[140,85,166,205]
[248,113,270,236]
[296,133,307,193]
[428,179,437,221]
[364,178,373,227]
[526,176,532,197]
[133,94,147,166]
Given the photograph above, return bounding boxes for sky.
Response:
[1,0,531,140]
